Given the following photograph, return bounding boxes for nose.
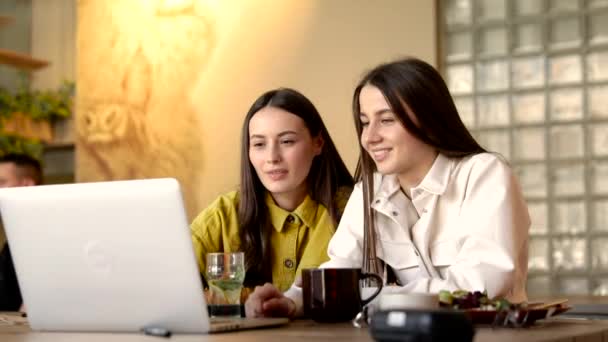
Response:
[266,142,281,164]
[362,122,381,146]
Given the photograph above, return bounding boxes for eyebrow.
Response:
[360,108,393,117]
[250,131,298,140]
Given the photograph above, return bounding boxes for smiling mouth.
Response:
[371,148,391,162]
[267,169,288,181]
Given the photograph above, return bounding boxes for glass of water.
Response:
[206,252,245,318]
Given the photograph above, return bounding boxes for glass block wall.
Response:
[438,0,608,297]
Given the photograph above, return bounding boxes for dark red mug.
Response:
[302,268,383,322]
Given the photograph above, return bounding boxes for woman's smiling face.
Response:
[358,84,437,188]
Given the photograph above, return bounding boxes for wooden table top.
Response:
[1,317,608,342]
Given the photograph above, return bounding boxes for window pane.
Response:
[553,201,586,234]
[592,237,608,270]
[512,56,545,88]
[550,125,584,159]
[550,88,583,121]
[592,161,608,194]
[477,95,509,126]
[454,97,475,127]
[593,278,608,296]
[529,238,549,271]
[592,123,608,156]
[587,51,608,81]
[590,11,608,45]
[528,276,553,297]
[515,164,547,197]
[529,202,548,234]
[514,23,542,53]
[476,60,508,91]
[589,0,608,8]
[589,85,608,118]
[594,201,608,232]
[477,130,510,158]
[444,0,472,27]
[476,0,506,21]
[446,64,473,94]
[447,31,473,61]
[557,277,588,295]
[549,55,582,84]
[515,0,544,16]
[549,17,581,48]
[551,165,584,196]
[513,93,545,123]
[513,127,545,161]
[553,238,586,271]
[549,0,580,12]
[478,26,507,56]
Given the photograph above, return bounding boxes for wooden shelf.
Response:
[0,15,14,27]
[0,48,49,71]
[44,141,74,151]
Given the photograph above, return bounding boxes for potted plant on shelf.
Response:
[0,75,75,160]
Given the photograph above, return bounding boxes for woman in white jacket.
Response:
[245,57,530,318]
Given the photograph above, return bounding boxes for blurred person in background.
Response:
[0,153,43,311]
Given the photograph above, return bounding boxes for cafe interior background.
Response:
[0,0,607,299]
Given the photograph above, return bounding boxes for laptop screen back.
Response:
[0,178,210,333]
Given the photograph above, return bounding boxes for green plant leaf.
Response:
[0,135,44,161]
[0,73,74,121]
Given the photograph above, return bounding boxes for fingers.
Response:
[245,283,296,318]
[244,296,262,318]
[255,283,283,300]
[261,297,293,317]
[245,283,280,318]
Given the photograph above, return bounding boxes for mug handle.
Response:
[360,272,383,306]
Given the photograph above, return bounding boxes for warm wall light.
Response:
[157,0,194,14]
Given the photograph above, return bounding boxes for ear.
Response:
[312,135,324,156]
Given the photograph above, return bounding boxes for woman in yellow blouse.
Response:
[191,88,353,294]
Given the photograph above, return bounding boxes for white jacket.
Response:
[286,152,530,313]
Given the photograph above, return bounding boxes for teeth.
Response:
[372,149,389,161]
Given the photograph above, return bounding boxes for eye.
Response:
[251,141,265,148]
[280,139,295,145]
[381,118,395,124]
[360,120,369,127]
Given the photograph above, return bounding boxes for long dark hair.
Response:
[239,87,353,286]
[351,57,486,277]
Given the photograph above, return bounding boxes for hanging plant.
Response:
[0,77,75,121]
[0,74,75,160]
[0,135,44,160]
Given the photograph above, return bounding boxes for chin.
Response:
[263,182,293,194]
[375,163,396,175]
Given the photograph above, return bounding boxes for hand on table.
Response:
[244,283,296,319]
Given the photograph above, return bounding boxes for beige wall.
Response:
[75,0,436,220]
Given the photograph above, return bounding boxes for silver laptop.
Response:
[0,178,287,333]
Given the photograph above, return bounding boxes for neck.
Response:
[270,185,308,212]
[397,151,439,192]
